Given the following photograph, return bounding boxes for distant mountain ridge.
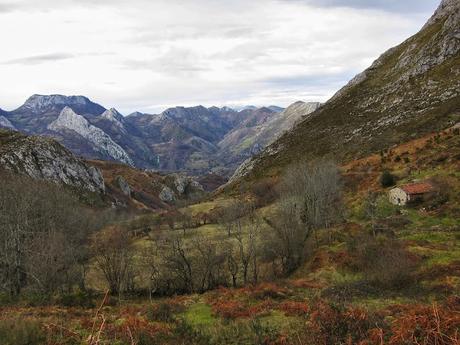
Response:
[230,0,460,183]
[0,95,310,176]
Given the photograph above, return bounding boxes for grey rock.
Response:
[116,175,131,196]
[159,185,175,202]
[0,129,105,193]
[49,107,134,166]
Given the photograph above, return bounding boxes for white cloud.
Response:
[0,0,440,113]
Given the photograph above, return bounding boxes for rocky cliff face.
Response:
[0,129,105,193]
[48,107,134,166]
[231,0,460,182]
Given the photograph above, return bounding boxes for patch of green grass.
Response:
[306,267,362,286]
[259,310,303,335]
[236,137,256,152]
[184,303,215,327]
[404,210,460,230]
[401,230,455,244]
[182,198,234,216]
[426,248,460,267]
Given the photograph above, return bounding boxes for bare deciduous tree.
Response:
[264,160,343,275]
[91,226,134,296]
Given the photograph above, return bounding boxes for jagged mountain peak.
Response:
[18,94,106,115]
[101,108,125,122]
[424,0,459,28]
[24,94,89,109]
[49,107,134,166]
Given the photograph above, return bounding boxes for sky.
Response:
[0,0,440,114]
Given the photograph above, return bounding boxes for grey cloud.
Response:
[282,0,440,13]
[2,53,75,65]
[123,48,207,76]
[0,3,19,13]
[261,73,352,88]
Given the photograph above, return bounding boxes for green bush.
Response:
[0,319,46,345]
[56,290,95,308]
[380,170,396,188]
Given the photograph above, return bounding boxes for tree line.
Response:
[0,159,343,300]
[90,160,343,297]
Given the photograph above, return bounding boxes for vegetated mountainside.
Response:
[0,129,105,193]
[1,94,295,176]
[217,102,321,171]
[4,125,459,345]
[232,0,460,183]
[88,159,207,210]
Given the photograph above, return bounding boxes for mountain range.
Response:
[0,95,320,176]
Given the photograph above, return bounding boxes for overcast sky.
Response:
[0,0,440,114]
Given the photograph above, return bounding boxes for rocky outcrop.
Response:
[0,129,105,193]
[49,107,134,166]
[101,108,126,131]
[116,175,131,196]
[159,185,175,202]
[171,174,204,194]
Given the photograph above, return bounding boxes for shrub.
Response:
[251,178,279,207]
[56,290,95,308]
[174,319,210,345]
[146,301,185,322]
[211,299,273,320]
[210,319,283,345]
[0,318,46,345]
[348,234,419,290]
[380,170,396,188]
[388,298,460,345]
[301,301,381,345]
[278,301,309,316]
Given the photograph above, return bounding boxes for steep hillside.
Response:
[0,129,105,193]
[232,0,460,182]
[218,102,321,172]
[89,160,206,210]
